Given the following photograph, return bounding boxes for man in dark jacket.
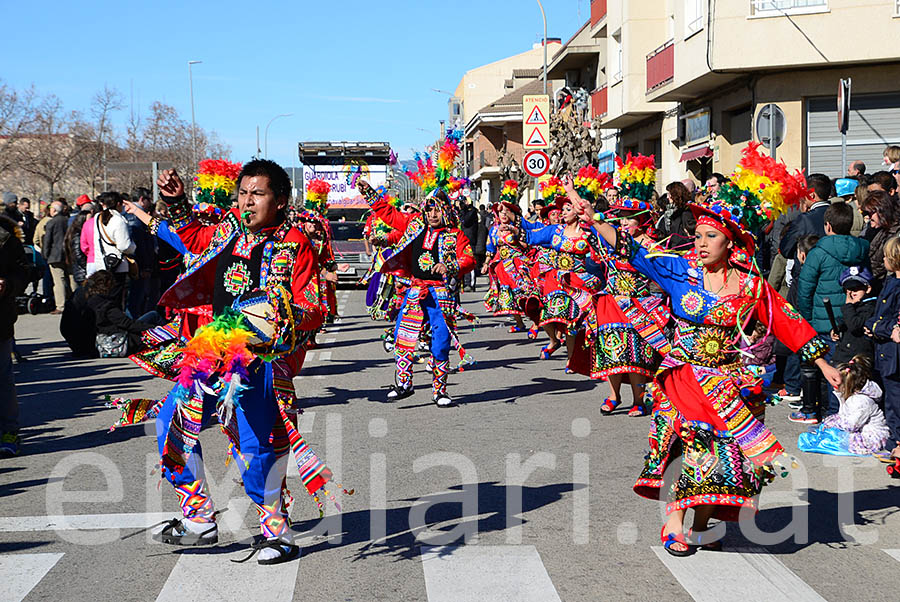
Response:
[459,198,478,291]
[779,173,832,260]
[0,214,30,456]
[42,200,71,314]
[793,202,869,423]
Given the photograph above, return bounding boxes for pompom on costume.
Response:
[574,165,613,206]
[609,143,824,522]
[615,153,656,206]
[304,178,331,216]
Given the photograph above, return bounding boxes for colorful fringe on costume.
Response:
[106,396,163,431]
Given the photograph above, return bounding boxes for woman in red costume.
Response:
[572,144,841,557]
[482,180,540,332]
[571,160,668,417]
[520,177,604,360]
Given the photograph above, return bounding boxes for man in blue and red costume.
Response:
[356,179,475,407]
[150,160,324,564]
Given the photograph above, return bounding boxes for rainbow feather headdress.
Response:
[194,159,242,218]
[615,153,656,203]
[305,178,331,216]
[692,142,810,252]
[407,129,469,199]
[574,165,613,204]
[539,176,568,203]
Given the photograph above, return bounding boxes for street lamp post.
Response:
[536,0,548,95]
[264,113,293,159]
[188,60,202,172]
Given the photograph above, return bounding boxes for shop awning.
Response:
[679,145,713,162]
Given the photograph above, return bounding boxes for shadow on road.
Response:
[290,480,583,562]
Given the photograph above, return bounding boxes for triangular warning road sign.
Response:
[526,127,548,147]
[525,105,547,124]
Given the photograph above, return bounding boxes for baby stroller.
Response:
[15,246,54,315]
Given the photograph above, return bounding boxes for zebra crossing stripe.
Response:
[155,552,299,601]
[0,552,63,602]
[884,549,900,562]
[0,512,173,532]
[420,545,561,602]
[651,546,827,602]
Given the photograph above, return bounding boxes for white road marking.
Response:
[155,551,299,601]
[884,549,900,562]
[318,351,332,361]
[0,552,63,602]
[651,546,827,602]
[305,351,316,362]
[420,545,561,602]
[323,337,336,344]
[0,512,173,532]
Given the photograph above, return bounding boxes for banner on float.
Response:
[302,161,387,209]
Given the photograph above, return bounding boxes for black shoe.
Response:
[434,394,456,408]
[232,538,301,565]
[387,385,414,401]
[152,518,218,546]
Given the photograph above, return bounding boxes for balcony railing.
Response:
[591,85,608,118]
[590,0,607,27]
[646,40,674,92]
[750,0,826,16]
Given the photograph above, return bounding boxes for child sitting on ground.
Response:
[798,355,889,455]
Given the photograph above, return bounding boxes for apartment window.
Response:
[685,0,704,37]
[611,30,623,84]
[750,0,827,17]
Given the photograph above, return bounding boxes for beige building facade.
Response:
[593,0,900,188]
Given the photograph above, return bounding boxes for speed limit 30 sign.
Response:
[523,150,550,178]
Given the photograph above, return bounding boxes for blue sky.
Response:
[1,0,588,167]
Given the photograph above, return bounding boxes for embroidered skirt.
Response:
[483,253,539,318]
[633,364,777,522]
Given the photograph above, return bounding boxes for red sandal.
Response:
[527,326,539,340]
[661,525,695,557]
[600,398,620,414]
[627,404,647,417]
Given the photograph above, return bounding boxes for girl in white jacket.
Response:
[87,192,135,278]
[799,355,890,455]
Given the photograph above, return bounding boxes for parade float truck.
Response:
[298,141,393,282]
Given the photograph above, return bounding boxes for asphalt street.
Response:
[2,287,899,602]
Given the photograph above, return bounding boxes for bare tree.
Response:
[13,94,87,199]
[70,86,125,194]
[0,81,37,177]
